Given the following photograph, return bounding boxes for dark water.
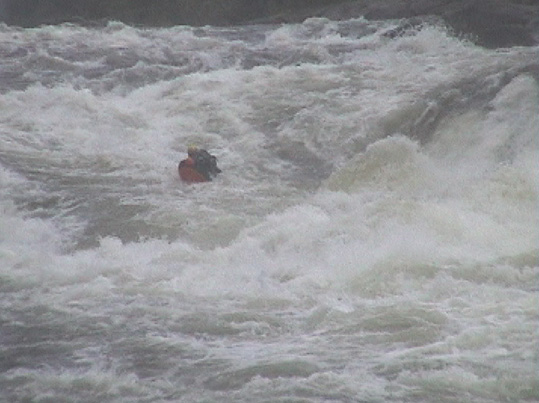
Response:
[2,0,538,47]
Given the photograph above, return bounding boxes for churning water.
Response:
[1,16,538,402]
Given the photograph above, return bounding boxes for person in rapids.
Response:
[178,145,221,183]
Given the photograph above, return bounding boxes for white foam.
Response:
[10,26,539,302]
[2,20,538,403]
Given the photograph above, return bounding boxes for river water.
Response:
[1,16,538,402]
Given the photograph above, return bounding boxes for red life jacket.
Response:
[178,157,208,183]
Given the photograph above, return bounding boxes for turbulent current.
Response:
[1,13,538,403]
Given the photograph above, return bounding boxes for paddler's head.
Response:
[187,145,198,157]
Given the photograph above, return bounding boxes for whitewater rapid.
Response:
[1,17,538,402]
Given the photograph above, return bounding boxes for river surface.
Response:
[1,14,538,403]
